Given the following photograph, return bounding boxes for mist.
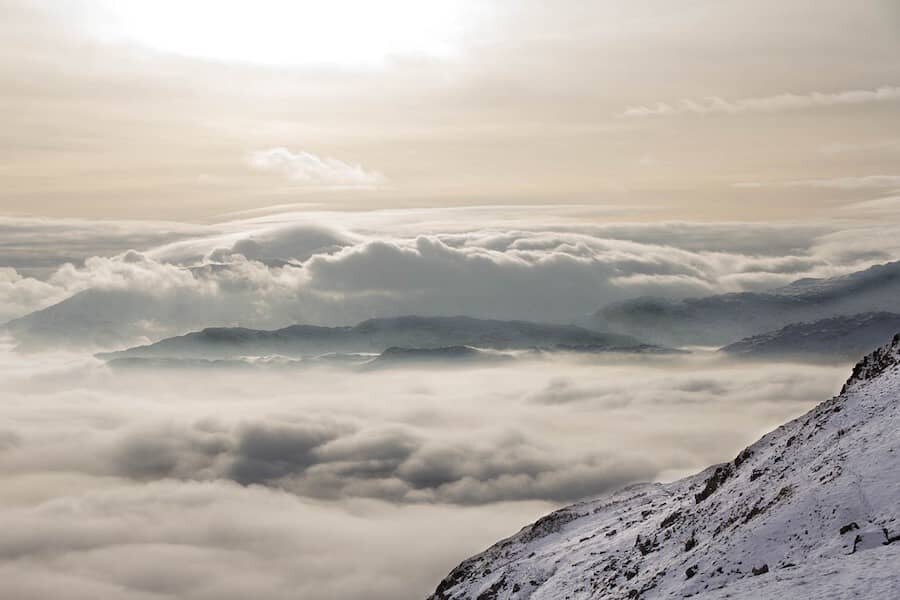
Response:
[0,341,849,599]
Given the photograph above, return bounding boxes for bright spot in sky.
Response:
[93,0,475,67]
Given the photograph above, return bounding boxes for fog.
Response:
[0,210,888,597]
[0,342,849,599]
[5,211,900,353]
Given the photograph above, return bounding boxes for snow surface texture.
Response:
[428,334,900,599]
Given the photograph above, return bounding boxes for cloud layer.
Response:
[0,344,848,599]
[622,85,900,117]
[3,211,900,348]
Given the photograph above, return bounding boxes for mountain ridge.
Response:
[594,260,900,346]
[720,312,900,362]
[99,316,660,361]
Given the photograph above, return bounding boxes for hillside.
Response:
[99,316,652,360]
[721,312,900,362]
[594,261,900,346]
[428,334,900,599]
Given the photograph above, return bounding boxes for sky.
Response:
[1,0,898,220]
[1,3,900,599]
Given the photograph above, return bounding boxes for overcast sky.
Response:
[1,0,899,220]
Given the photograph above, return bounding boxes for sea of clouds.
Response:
[0,343,849,600]
[0,206,892,599]
[3,207,900,349]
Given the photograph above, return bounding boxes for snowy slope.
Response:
[720,312,900,362]
[428,335,900,600]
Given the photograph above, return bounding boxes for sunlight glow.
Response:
[95,0,474,66]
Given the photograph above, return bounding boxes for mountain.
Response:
[365,345,516,368]
[99,316,653,360]
[1,286,274,351]
[428,334,900,600]
[594,260,900,346]
[104,346,518,371]
[2,288,170,351]
[721,312,900,362]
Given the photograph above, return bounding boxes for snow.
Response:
[429,335,900,599]
[696,544,900,600]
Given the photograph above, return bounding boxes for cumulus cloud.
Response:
[3,213,900,350]
[0,268,65,323]
[149,222,358,266]
[248,147,386,189]
[621,85,900,117]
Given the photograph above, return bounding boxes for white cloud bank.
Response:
[2,212,900,349]
[248,148,386,189]
[622,85,900,117]
[0,345,848,599]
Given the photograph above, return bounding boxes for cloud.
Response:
[734,175,900,190]
[0,216,208,276]
[0,338,851,599]
[0,478,545,600]
[0,349,847,507]
[622,85,900,117]
[839,195,900,215]
[94,419,655,505]
[248,148,386,189]
[0,268,65,323]
[4,214,900,349]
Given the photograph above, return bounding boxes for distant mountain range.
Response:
[721,312,900,362]
[2,287,237,351]
[105,345,522,371]
[594,260,900,346]
[8,260,900,358]
[365,345,516,367]
[428,334,900,599]
[99,316,663,361]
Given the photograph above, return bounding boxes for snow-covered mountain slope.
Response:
[428,334,900,600]
[99,316,657,360]
[594,260,900,346]
[720,312,900,362]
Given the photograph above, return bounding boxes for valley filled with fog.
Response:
[0,341,849,599]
